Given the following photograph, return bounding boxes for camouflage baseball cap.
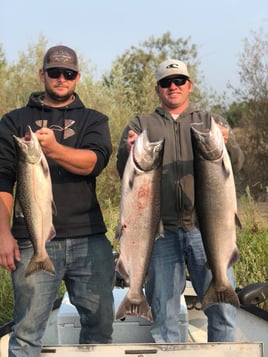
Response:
[43,45,79,71]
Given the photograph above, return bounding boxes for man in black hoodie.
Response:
[0,45,114,356]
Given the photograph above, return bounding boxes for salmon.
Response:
[191,117,241,310]
[13,126,56,277]
[115,129,164,321]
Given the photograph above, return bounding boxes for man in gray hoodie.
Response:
[117,59,244,343]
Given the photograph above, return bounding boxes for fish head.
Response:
[191,117,224,161]
[132,129,164,172]
[13,126,43,164]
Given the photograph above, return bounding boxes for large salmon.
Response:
[115,129,164,321]
[191,117,241,310]
[13,126,56,277]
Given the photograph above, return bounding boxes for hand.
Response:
[35,128,59,156]
[217,123,229,144]
[126,130,138,151]
[0,234,20,272]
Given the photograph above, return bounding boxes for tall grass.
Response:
[234,187,268,287]
[0,270,13,324]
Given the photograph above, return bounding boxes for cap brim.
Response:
[44,63,79,71]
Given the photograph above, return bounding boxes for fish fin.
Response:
[144,273,150,284]
[205,261,211,270]
[222,154,231,177]
[115,222,129,241]
[228,248,240,267]
[115,291,152,322]
[14,199,24,218]
[41,154,50,175]
[25,254,56,277]
[202,280,240,310]
[115,224,123,241]
[235,213,242,229]
[115,257,130,285]
[155,219,165,240]
[128,170,136,189]
[48,225,56,241]
[52,200,57,216]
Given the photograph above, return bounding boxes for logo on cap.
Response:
[50,50,73,65]
[43,45,79,71]
[166,64,180,69]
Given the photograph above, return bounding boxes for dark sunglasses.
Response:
[46,68,78,80]
[158,76,188,88]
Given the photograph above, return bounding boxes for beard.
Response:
[45,87,74,103]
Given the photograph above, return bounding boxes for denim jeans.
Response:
[9,235,115,357]
[145,228,236,343]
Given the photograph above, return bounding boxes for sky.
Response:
[1,0,267,98]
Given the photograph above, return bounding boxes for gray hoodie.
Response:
[116,105,244,232]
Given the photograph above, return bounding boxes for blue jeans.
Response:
[145,228,236,343]
[9,235,115,357]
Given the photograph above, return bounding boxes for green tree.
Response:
[230,28,268,198]
[0,35,48,117]
[233,28,268,102]
[224,101,249,128]
[0,45,9,116]
[103,32,207,117]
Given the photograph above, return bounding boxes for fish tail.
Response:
[25,254,56,277]
[202,280,240,310]
[115,292,152,322]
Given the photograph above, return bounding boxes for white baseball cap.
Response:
[156,59,189,82]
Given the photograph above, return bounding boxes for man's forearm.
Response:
[47,144,97,175]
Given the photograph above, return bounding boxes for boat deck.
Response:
[0,283,267,357]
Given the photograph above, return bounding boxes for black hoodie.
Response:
[0,92,112,238]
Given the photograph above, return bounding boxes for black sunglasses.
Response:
[158,76,188,88]
[46,68,78,80]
